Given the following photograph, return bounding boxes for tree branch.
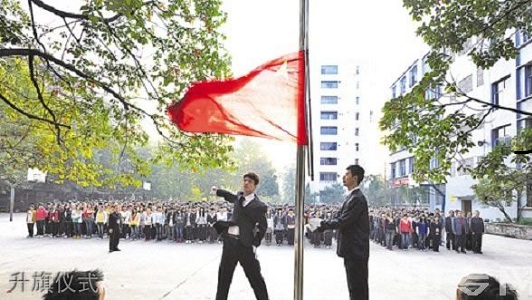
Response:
[29,0,122,23]
[0,92,70,128]
[0,48,150,116]
[27,55,63,145]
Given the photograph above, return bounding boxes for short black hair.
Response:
[42,269,104,300]
[243,172,260,185]
[346,165,365,185]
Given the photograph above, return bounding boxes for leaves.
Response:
[381,0,532,184]
[0,0,235,188]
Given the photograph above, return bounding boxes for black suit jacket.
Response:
[321,188,369,261]
[108,212,120,231]
[213,189,268,247]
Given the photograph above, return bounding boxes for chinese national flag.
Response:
[167,51,307,145]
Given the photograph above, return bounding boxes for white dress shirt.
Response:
[228,193,255,236]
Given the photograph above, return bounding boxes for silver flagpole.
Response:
[294,0,308,299]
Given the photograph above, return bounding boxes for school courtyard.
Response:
[1,213,531,300]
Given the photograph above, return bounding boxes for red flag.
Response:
[167,51,307,145]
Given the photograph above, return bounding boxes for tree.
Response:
[229,138,279,198]
[318,183,344,204]
[304,183,317,205]
[380,0,532,183]
[0,0,234,187]
[362,175,392,207]
[471,130,532,222]
[282,165,296,204]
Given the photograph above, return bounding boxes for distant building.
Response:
[387,31,532,221]
[308,59,378,198]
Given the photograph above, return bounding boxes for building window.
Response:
[477,68,484,87]
[391,162,396,179]
[319,172,337,181]
[400,76,406,94]
[525,65,532,97]
[492,124,511,146]
[356,81,360,89]
[408,157,414,173]
[458,74,473,93]
[491,76,509,106]
[320,126,337,135]
[355,143,359,151]
[320,111,338,120]
[321,65,338,75]
[409,65,418,87]
[321,95,338,104]
[399,159,406,176]
[355,66,360,75]
[355,97,360,105]
[321,81,339,89]
[392,85,397,98]
[320,142,337,151]
[355,158,359,165]
[425,85,442,100]
[320,157,338,165]
[355,128,359,136]
[429,157,439,169]
[355,112,359,121]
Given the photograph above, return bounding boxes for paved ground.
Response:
[1,213,532,300]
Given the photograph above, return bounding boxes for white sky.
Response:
[221,0,429,175]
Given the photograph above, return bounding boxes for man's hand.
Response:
[210,186,218,196]
[109,229,113,234]
[316,221,326,233]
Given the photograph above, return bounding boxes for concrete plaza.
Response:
[1,213,531,300]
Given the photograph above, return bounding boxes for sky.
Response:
[220,0,429,175]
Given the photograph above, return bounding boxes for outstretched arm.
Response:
[214,188,238,204]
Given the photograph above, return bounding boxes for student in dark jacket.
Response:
[108,205,121,253]
[318,165,370,300]
[430,214,443,252]
[211,172,269,300]
[470,210,484,254]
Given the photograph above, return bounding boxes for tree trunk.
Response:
[9,185,15,222]
[497,204,514,223]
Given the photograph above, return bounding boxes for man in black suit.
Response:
[211,172,269,300]
[317,165,369,300]
[108,205,121,253]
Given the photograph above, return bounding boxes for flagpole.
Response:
[294,0,308,299]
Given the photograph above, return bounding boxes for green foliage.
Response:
[517,218,532,226]
[318,183,345,204]
[381,0,532,183]
[0,0,234,188]
[470,131,532,222]
[146,138,280,201]
[282,165,296,204]
[362,175,392,207]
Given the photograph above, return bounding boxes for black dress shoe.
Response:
[114,248,121,251]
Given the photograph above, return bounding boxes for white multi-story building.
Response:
[388,31,532,221]
[308,58,377,195]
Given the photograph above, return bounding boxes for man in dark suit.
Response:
[108,205,121,253]
[211,172,269,300]
[317,165,369,300]
[470,210,484,254]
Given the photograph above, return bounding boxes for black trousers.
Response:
[472,233,483,253]
[344,258,368,300]
[27,223,34,237]
[216,235,268,300]
[109,228,120,251]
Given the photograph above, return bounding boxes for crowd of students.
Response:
[369,207,485,254]
[24,200,342,247]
